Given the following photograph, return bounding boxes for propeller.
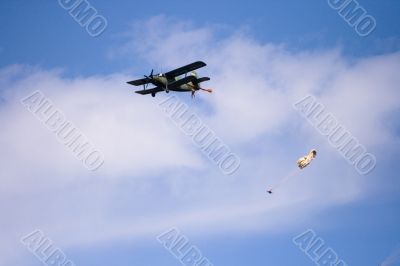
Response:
[143,69,154,89]
[144,69,154,80]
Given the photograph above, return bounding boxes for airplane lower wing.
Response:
[164,61,206,78]
[127,77,150,86]
[135,87,165,95]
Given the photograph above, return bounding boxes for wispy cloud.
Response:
[381,246,400,266]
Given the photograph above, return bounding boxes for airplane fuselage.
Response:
[151,75,198,92]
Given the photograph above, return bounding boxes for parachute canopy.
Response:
[297,149,317,169]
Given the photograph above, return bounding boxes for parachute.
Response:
[267,149,317,194]
[297,150,317,169]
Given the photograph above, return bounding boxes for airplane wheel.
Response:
[151,93,156,97]
[166,90,169,93]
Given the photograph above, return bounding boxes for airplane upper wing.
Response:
[164,61,206,78]
[127,77,150,86]
[135,87,165,95]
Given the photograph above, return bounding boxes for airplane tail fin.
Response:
[195,77,210,84]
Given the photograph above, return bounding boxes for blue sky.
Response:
[1,0,400,75]
[1,1,400,266]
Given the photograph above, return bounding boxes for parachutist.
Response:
[266,149,318,195]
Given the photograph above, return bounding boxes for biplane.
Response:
[126,61,213,98]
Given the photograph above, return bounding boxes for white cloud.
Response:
[1,16,400,265]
